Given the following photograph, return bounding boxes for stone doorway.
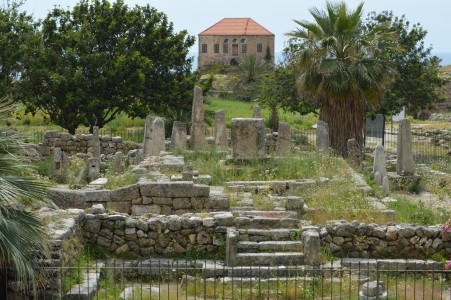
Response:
[230,58,239,66]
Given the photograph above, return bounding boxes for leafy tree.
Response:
[367,11,446,118]
[259,65,315,131]
[0,97,49,295]
[287,1,396,156]
[0,1,39,100]
[20,0,195,134]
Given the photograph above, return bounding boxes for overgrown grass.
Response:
[181,150,348,186]
[386,194,448,225]
[205,97,318,129]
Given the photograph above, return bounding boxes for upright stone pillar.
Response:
[53,148,64,177]
[215,110,228,150]
[171,121,187,150]
[149,117,165,156]
[396,119,415,175]
[92,126,100,158]
[87,158,100,181]
[316,121,329,153]
[143,115,155,157]
[113,151,124,174]
[252,105,262,118]
[373,143,386,185]
[190,86,206,150]
[231,118,266,160]
[276,122,291,156]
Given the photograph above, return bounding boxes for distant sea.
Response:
[189,51,451,70]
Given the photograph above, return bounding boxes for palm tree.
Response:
[288,1,396,156]
[0,97,49,295]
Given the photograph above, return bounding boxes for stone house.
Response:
[198,18,275,69]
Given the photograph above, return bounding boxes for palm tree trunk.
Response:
[0,268,7,299]
[320,96,364,156]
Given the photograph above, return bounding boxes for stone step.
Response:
[237,241,303,253]
[236,210,298,219]
[65,269,101,299]
[238,228,302,242]
[236,252,304,266]
[235,216,301,229]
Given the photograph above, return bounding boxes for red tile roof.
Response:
[199,18,274,36]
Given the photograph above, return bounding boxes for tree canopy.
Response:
[367,11,446,118]
[0,1,39,100]
[287,1,397,156]
[19,0,195,134]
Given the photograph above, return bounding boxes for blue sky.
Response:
[19,0,451,54]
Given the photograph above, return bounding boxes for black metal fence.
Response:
[292,127,451,172]
[11,259,451,299]
[19,125,451,172]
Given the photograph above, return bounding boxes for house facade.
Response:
[198,18,275,69]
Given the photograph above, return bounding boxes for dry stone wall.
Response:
[39,130,140,155]
[47,182,229,216]
[321,220,450,259]
[81,209,233,256]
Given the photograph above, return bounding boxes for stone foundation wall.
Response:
[39,130,140,155]
[321,221,450,259]
[81,210,234,256]
[47,182,229,215]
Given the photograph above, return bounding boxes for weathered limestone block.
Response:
[214,110,228,150]
[110,184,141,202]
[148,117,165,156]
[373,143,387,185]
[231,118,266,160]
[143,115,155,157]
[316,121,329,153]
[190,86,206,150]
[252,105,262,118]
[276,122,291,156]
[170,121,187,150]
[347,138,362,167]
[47,188,86,208]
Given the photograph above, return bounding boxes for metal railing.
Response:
[8,259,451,299]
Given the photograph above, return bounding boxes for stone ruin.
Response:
[18,86,445,299]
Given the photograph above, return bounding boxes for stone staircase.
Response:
[226,209,317,271]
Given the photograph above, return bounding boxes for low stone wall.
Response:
[81,208,234,256]
[39,130,140,155]
[321,221,450,259]
[47,182,229,215]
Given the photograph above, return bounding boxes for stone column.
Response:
[231,118,266,160]
[396,119,415,175]
[215,110,228,150]
[252,105,262,118]
[373,143,386,185]
[149,117,165,156]
[276,122,291,156]
[316,121,329,153]
[92,126,100,158]
[143,115,155,157]
[113,151,124,174]
[190,86,206,150]
[171,121,187,150]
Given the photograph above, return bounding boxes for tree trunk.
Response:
[319,96,364,157]
[0,268,7,299]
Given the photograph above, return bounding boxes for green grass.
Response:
[180,150,347,186]
[205,97,318,129]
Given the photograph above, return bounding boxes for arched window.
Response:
[241,38,247,44]
[223,38,229,44]
[232,38,238,43]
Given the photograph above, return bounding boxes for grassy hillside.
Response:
[205,97,318,129]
